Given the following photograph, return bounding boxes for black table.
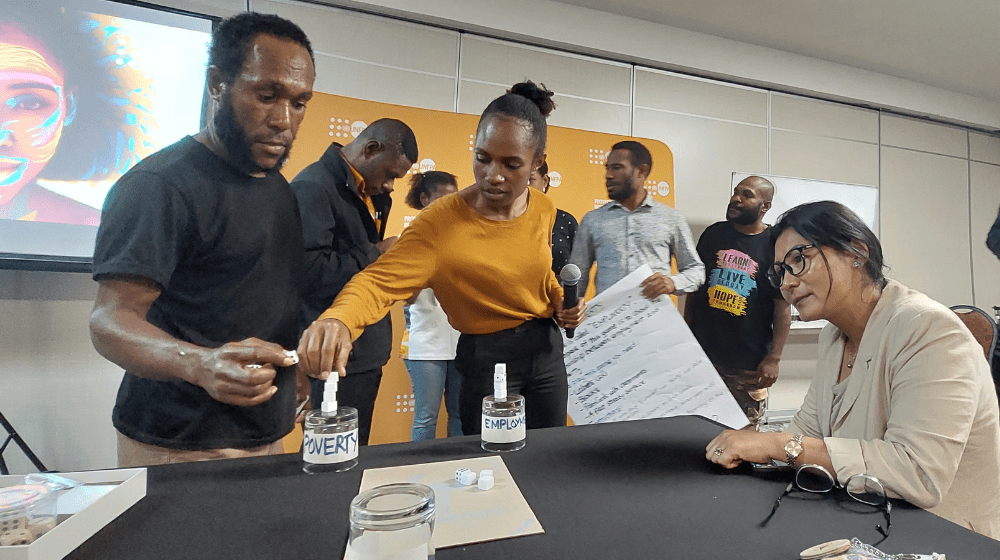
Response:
[67,416,1000,559]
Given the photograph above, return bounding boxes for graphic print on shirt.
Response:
[706,249,758,316]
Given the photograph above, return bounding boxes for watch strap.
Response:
[785,433,803,469]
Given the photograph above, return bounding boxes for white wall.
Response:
[2,0,999,472]
[323,0,1000,131]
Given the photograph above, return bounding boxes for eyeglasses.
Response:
[760,464,892,543]
[766,244,815,289]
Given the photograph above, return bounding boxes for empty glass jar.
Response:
[345,483,435,560]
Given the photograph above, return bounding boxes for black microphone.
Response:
[560,264,581,338]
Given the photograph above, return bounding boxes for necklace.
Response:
[844,343,859,369]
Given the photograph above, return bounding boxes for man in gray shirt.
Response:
[570,140,704,299]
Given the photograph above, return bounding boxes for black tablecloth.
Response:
[67,416,1000,559]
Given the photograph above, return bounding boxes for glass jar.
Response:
[302,406,359,474]
[346,483,435,560]
[0,484,57,546]
[482,394,526,452]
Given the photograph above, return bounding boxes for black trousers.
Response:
[455,318,568,435]
[308,367,383,446]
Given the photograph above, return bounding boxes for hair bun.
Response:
[507,80,556,118]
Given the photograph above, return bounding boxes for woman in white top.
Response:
[401,171,462,440]
[706,201,1000,539]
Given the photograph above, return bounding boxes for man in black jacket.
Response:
[290,119,418,444]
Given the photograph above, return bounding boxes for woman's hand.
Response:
[555,297,587,330]
[296,318,352,380]
[706,430,785,469]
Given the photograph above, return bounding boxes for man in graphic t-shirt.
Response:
[684,175,791,421]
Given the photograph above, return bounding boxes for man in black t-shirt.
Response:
[89,14,316,466]
[684,176,791,421]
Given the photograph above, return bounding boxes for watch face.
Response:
[785,440,803,456]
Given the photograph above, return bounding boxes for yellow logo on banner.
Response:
[707,285,747,316]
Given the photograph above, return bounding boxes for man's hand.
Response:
[190,338,297,407]
[727,368,761,391]
[640,272,676,299]
[375,236,398,254]
[555,297,587,330]
[297,318,352,380]
[756,355,780,389]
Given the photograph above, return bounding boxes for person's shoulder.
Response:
[530,190,557,214]
[650,199,684,216]
[884,281,954,322]
[123,137,202,177]
[875,281,967,342]
[408,192,462,233]
[106,137,204,196]
[290,145,344,186]
[557,208,578,226]
[703,221,729,234]
[696,221,730,244]
[581,202,613,222]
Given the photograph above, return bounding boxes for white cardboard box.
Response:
[0,469,146,560]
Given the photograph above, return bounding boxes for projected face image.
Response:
[0,32,73,205]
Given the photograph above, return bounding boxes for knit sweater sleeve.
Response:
[318,211,438,340]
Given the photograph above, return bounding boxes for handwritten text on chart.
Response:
[564,265,748,429]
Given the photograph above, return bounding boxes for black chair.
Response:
[950,305,1000,407]
[950,305,999,369]
[0,410,47,475]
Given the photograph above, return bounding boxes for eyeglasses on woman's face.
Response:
[767,244,816,290]
[759,464,891,544]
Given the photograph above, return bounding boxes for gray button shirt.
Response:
[570,193,705,296]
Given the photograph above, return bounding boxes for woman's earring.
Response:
[853,261,861,268]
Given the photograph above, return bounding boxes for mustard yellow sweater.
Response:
[319,191,563,338]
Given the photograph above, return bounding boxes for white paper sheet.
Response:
[565,265,749,429]
[355,456,543,550]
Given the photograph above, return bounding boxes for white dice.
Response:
[477,474,494,490]
[455,468,476,486]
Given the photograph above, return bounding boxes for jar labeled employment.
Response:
[481,363,526,452]
[346,483,435,560]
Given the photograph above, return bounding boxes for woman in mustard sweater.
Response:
[298,81,586,434]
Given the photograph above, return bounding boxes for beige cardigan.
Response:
[790,280,1000,539]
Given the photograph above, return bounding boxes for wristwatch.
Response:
[784,433,803,469]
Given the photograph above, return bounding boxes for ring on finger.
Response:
[714,447,723,456]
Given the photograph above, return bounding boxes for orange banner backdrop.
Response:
[282,93,675,445]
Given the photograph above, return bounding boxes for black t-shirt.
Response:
[93,136,305,450]
[552,208,578,275]
[687,221,778,371]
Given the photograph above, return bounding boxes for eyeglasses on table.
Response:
[759,463,892,544]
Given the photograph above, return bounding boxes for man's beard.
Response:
[213,92,289,175]
[607,181,637,202]
[726,203,761,225]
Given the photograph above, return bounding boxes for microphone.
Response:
[559,264,582,338]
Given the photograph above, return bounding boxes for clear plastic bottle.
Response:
[303,378,359,473]
[481,364,525,452]
[346,483,435,560]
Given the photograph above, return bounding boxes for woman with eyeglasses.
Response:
[706,200,1000,540]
